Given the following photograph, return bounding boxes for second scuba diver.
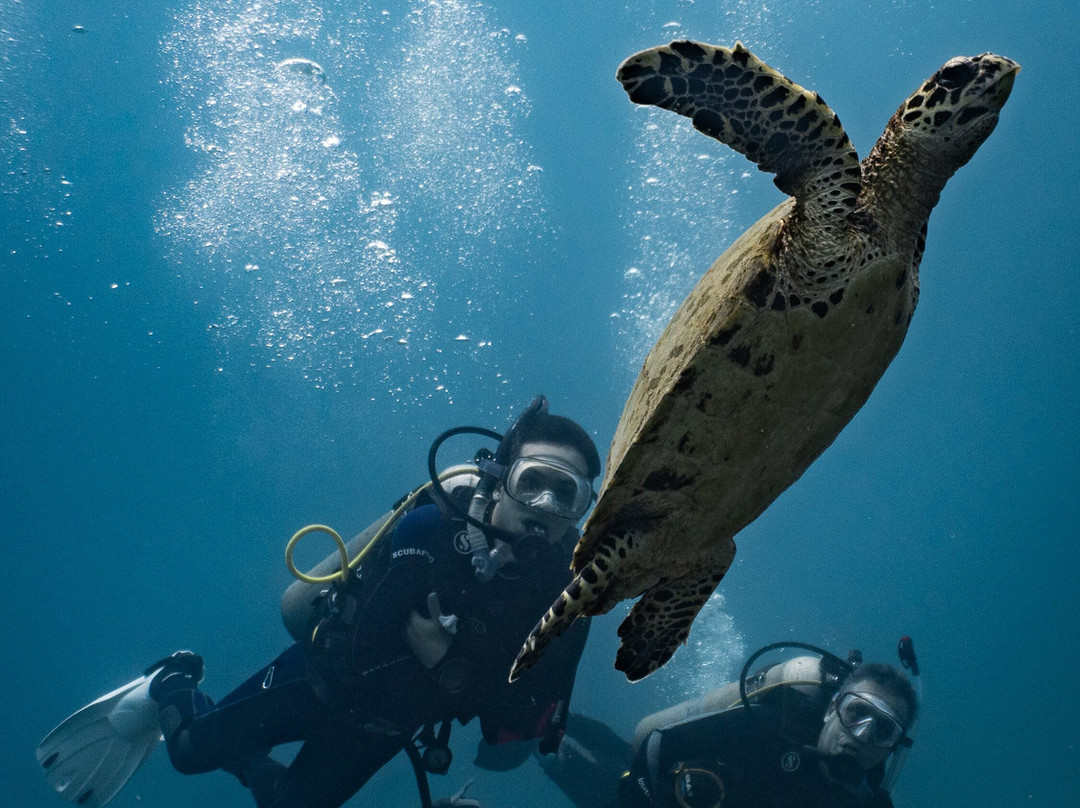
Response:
[541,641,920,808]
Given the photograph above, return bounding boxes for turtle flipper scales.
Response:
[510,528,636,682]
[616,41,862,212]
[614,567,727,682]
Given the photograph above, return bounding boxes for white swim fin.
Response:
[37,667,163,807]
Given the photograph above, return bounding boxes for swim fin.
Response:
[37,667,163,807]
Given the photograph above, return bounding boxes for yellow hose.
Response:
[285,466,480,585]
[285,525,350,585]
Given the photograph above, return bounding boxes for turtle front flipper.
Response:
[614,567,727,682]
[510,558,609,682]
[616,41,862,213]
[510,528,637,682]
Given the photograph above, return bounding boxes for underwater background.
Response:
[2,0,1076,805]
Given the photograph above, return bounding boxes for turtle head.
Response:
[892,52,1019,174]
[860,53,1018,225]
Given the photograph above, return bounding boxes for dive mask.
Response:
[836,691,907,749]
[505,455,594,519]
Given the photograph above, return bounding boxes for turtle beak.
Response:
[981,54,1020,106]
[1000,62,1019,96]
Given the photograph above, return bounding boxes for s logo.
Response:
[780,751,800,772]
[453,530,472,554]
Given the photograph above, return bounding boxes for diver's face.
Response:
[490,440,590,545]
[817,678,910,772]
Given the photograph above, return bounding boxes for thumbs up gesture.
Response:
[405,592,458,669]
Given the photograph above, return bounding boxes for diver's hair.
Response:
[841,663,919,725]
[507,411,602,479]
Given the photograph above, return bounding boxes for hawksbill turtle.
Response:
[511,41,1018,682]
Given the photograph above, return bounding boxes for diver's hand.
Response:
[404,592,458,669]
[431,779,481,808]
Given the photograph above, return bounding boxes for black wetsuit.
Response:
[160,504,589,808]
[620,706,894,808]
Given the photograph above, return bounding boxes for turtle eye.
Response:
[936,60,977,90]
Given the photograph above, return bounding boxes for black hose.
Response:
[402,737,434,808]
[425,394,549,537]
[426,425,503,528]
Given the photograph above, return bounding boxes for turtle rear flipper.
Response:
[616,41,862,212]
[614,567,727,682]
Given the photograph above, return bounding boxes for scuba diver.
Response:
[540,640,921,808]
[37,396,601,808]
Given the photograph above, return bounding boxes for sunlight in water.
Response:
[156,0,542,398]
[611,0,786,373]
[614,109,748,371]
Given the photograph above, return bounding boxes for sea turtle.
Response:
[511,41,1018,682]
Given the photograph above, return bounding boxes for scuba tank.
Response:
[280,465,480,643]
[281,508,394,643]
[629,646,847,754]
[281,394,553,636]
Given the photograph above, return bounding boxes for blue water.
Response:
[3,0,1077,806]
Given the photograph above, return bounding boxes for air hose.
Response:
[284,466,480,585]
